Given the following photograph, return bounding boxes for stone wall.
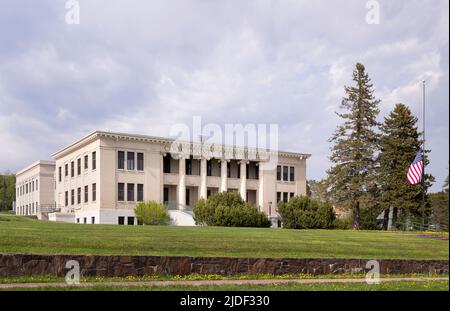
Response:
[0,253,448,277]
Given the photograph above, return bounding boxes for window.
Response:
[207,189,211,198]
[118,151,125,169]
[65,164,68,177]
[71,189,75,205]
[77,158,81,175]
[77,187,81,204]
[92,183,97,201]
[255,165,259,180]
[118,183,125,201]
[237,163,240,179]
[65,191,68,206]
[127,152,135,170]
[137,153,144,171]
[283,192,288,203]
[92,152,96,170]
[36,179,38,191]
[91,217,95,224]
[83,217,87,224]
[277,192,281,203]
[186,188,190,206]
[84,155,88,170]
[77,218,80,223]
[290,192,295,199]
[163,187,169,203]
[246,164,249,179]
[289,167,295,182]
[282,166,289,181]
[127,217,135,225]
[127,183,135,201]
[118,216,125,225]
[32,180,34,192]
[26,183,28,194]
[71,161,74,177]
[58,167,62,182]
[185,158,192,175]
[84,185,88,202]
[207,160,212,176]
[276,166,281,181]
[227,162,231,178]
[163,155,171,173]
[137,184,144,201]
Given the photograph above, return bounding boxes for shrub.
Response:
[134,201,170,225]
[193,192,271,228]
[333,216,352,229]
[278,196,335,229]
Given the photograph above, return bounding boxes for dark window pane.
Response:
[92,183,96,201]
[84,155,88,169]
[137,153,144,171]
[127,217,134,225]
[127,183,134,201]
[282,166,288,181]
[137,184,144,201]
[77,187,81,204]
[163,187,169,203]
[58,167,62,182]
[163,155,171,173]
[118,151,125,169]
[118,216,125,225]
[283,192,288,203]
[290,166,295,182]
[127,152,135,170]
[92,151,96,170]
[71,161,74,177]
[71,189,74,205]
[91,217,95,224]
[84,185,88,202]
[207,160,212,176]
[65,191,68,206]
[276,166,281,181]
[118,183,124,201]
[277,192,281,203]
[65,164,68,176]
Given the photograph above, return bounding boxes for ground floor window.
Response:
[127,217,135,225]
[118,216,125,225]
[83,217,87,224]
[76,218,80,223]
[91,217,95,224]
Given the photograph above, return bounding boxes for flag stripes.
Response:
[407,151,424,185]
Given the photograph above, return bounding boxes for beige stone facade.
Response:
[17,131,310,225]
[15,160,55,217]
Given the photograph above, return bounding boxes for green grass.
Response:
[0,213,448,259]
[2,281,448,291]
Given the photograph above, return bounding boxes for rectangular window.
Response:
[276,166,281,181]
[282,166,289,181]
[290,192,295,199]
[84,155,88,170]
[77,187,81,204]
[127,217,135,225]
[71,189,75,205]
[207,189,211,198]
[283,192,288,203]
[58,167,62,182]
[237,163,240,179]
[83,217,87,224]
[118,183,125,201]
[92,152,97,170]
[91,217,95,224]
[127,183,135,201]
[137,153,144,171]
[255,165,259,180]
[118,151,125,169]
[127,152,135,170]
[84,185,88,203]
[185,158,192,175]
[77,218,80,224]
[118,216,125,225]
[36,179,38,191]
[227,162,231,178]
[163,155,171,173]
[65,164,68,177]
[207,160,212,176]
[32,180,34,192]
[186,188,190,206]
[65,191,68,206]
[277,192,281,203]
[77,158,81,175]
[246,164,249,179]
[163,187,169,203]
[71,161,74,177]
[137,184,144,201]
[92,183,97,201]
[290,167,295,182]
[26,183,28,194]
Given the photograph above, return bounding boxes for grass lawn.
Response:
[0,213,448,259]
[2,281,448,291]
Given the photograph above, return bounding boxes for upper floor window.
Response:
[92,183,97,201]
[185,158,192,175]
[137,184,144,201]
[70,161,74,177]
[207,160,212,176]
[84,185,88,203]
[77,158,81,175]
[118,151,125,169]
[289,166,295,182]
[77,187,81,204]
[137,153,144,171]
[58,167,62,182]
[92,152,97,170]
[163,155,171,173]
[227,162,231,178]
[36,179,38,191]
[127,183,134,201]
[276,191,281,203]
[65,191,68,206]
[127,152,135,170]
[84,155,88,170]
[65,164,68,177]
[71,189,75,205]
[276,166,281,181]
[282,166,289,181]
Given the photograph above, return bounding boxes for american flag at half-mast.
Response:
[407,151,424,185]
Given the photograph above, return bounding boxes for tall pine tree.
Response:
[327,63,380,229]
[378,103,434,229]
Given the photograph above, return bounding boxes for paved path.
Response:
[0,277,448,289]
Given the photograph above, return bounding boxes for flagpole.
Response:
[421,80,426,230]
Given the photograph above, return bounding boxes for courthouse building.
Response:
[16,131,310,226]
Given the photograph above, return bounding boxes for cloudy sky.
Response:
[0,0,448,191]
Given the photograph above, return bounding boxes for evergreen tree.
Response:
[327,63,380,229]
[378,103,434,229]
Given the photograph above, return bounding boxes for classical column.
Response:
[239,160,247,201]
[220,159,228,192]
[200,158,207,199]
[178,157,186,210]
